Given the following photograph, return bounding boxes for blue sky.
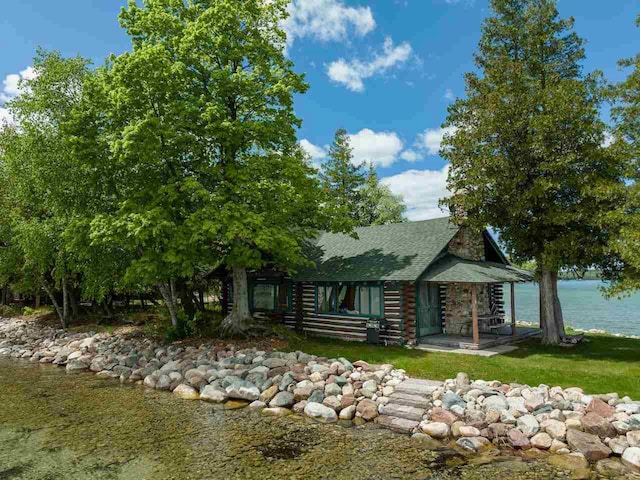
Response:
[1,0,639,220]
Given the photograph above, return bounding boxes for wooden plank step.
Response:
[388,392,432,409]
[378,403,425,421]
[375,415,420,434]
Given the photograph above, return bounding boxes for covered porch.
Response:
[415,256,536,350]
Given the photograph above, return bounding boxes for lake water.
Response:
[504,280,640,337]
[0,359,568,479]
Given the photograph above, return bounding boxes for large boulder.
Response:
[566,429,612,462]
[420,421,450,439]
[517,415,540,437]
[581,412,617,438]
[304,402,338,423]
[587,398,615,418]
[622,447,640,472]
[226,380,260,401]
[173,384,199,400]
[269,391,295,408]
[356,399,379,421]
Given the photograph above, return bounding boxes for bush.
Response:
[0,305,20,318]
[22,306,34,316]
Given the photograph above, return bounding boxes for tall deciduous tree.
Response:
[89,0,332,335]
[0,50,92,327]
[441,0,626,344]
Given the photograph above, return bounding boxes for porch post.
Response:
[510,282,517,336]
[471,284,479,346]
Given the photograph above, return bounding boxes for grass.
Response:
[287,333,640,399]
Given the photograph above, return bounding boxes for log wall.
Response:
[226,280,415,345]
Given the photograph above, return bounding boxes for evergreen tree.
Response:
[356,164,406,226]
[321,128,367,223]
[441,0,626,344]
[606,14,640,294]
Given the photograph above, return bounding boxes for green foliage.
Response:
[441,0,627,273]
[321,130,406,228]
[356,164,406,226]
[0,305,20,318]
[604,14,640,295]
[321,128,367,227]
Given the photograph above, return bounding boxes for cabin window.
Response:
[249,282,291,312]
[316,283,383,317]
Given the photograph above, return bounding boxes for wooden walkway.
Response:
[375,378,443,433]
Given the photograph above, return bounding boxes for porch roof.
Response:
[420,255,534,284]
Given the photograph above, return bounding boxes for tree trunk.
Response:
[140,295,146,310]
[218,266,265,338]
[539,267,566,345]
[103,294,114,319]
[198,288,205,311]
[70,289,79,320]
[42,281,65,329]
[178,281,197,320]
[62,275,70,326]
[157,280,179,328]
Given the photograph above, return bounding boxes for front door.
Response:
[417,282,442,337]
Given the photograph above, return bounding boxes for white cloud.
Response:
[348,128,404,167]
[602,132,614,148]
[416,126,457,156]
[444,88,455,101]
[0,107,14,127]
[0,66,36,103]
[327,37,413,92]
[399,149,423,162]
[381,165,451,221]
[283,0,375,48]
[300,139,327,159]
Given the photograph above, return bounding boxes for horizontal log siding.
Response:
[402,282,417,345]
[282,282,405,345]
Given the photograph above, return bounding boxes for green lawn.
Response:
[287,333,640,399]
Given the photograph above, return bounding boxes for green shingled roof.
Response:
[421,256,534,284]
[294,216,460,282]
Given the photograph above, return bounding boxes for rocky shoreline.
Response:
[1,317,639,478]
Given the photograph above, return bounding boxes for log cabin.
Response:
[221,217,535,349]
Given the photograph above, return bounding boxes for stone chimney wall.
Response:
[443,228,491,336]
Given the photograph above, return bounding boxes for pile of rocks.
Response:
[0,317,404,427]
[0,316,639,476]
[408,372,640,475]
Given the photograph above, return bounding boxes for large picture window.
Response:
[250,282,291,312]
[316,283,382,317]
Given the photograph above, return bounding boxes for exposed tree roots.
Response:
[218,312,276,339]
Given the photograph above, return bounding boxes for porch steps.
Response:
[394,379,443,397]
[378,403,425,422]
[387,392,431,409]
[375,415,420,433]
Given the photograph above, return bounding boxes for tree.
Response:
[321,128,367,223]
[605,14,640,295]
[0,50,93,327]
[89,0,335,336]
[356,164,406,226]
[441,0,627,344]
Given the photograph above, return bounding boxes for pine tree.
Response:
[321,129,367,223]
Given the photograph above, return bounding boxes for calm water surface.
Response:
[0,359,569,479]
[505,280,640,337]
